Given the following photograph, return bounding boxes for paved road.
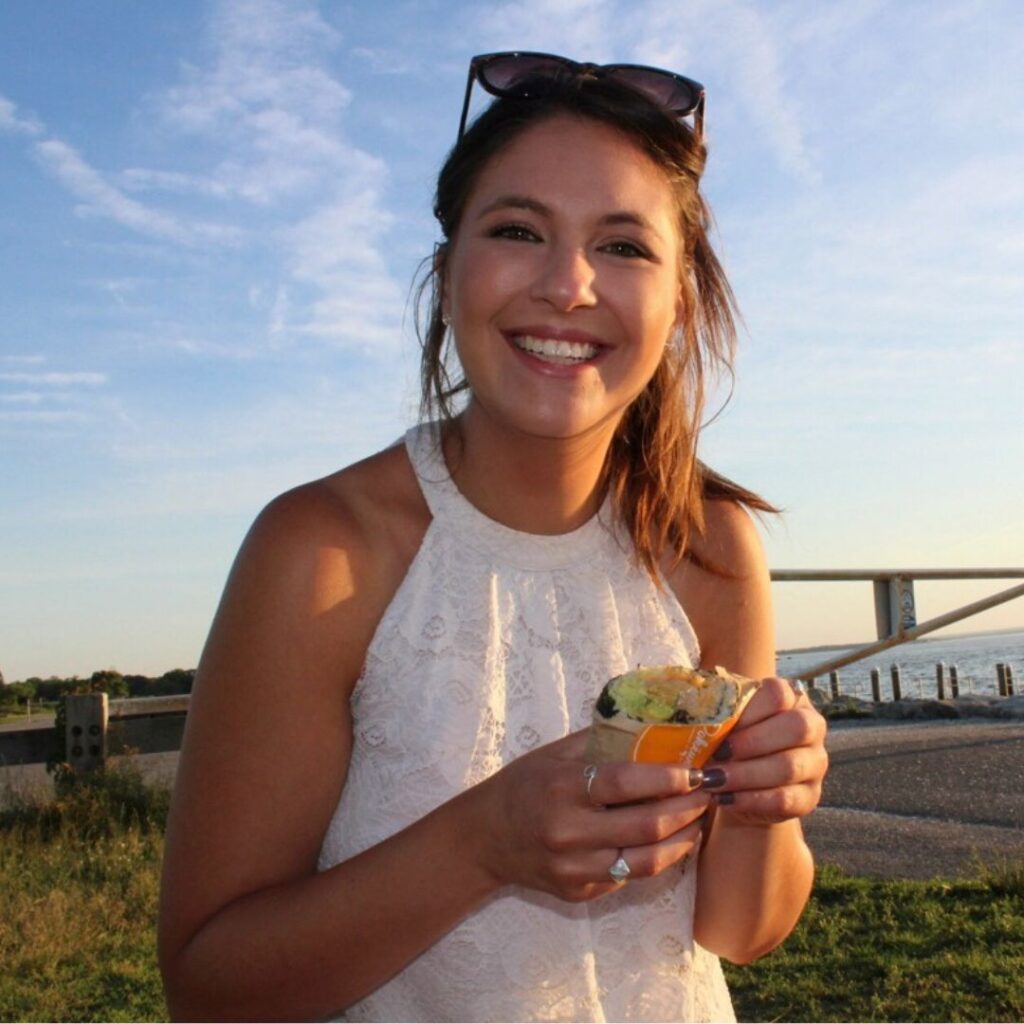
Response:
[5,715,1023,881]
[804,718,1024,879]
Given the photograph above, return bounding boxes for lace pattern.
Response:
[317,424,735,1022]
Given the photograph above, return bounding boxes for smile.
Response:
[512,334,600,365]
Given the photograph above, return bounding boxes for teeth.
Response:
[514,335,599,364]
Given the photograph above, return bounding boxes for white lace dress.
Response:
[317,424,735,1023]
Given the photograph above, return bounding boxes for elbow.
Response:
[158,947,197,1022]
[717,933,786,966]
[159,930,218,1022]
[694,897,806,965]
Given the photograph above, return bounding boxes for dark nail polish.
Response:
[712,740,733,763]
[716,792,736,805]
[701,767,727,789]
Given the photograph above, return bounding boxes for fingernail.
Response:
[712,740,733,763]
[688,768,705,788]
[700,767,727,789]
[716,792,736,805]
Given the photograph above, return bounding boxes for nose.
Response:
[529,243,597,311]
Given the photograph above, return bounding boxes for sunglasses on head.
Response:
[457,51,706,141]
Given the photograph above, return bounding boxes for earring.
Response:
[441,312,451,327]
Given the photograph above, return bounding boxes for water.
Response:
[777,629,1024,700]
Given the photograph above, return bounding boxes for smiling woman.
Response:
[157,52,828,1023]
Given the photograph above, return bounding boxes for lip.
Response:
[502,325,609,348]
[500,325,609,377]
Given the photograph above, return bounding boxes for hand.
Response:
[471,729,711,902]
[701,676,828,827]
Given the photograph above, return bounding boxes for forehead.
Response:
[466,114,680,230]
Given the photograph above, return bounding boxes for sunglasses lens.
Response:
[610,68,701,115]
[478,54,572,96]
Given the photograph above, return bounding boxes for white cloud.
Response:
[472,0,616,57]
[154,0,352,205]
[0,392,48,404]
[119,167,232,199]
[33,138,241,248]
[0,354,47,365]
[0,94,43,136]
[0,409,91,424]
[463,0,816,180]
[0,371,107,386]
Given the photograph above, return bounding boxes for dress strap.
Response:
[402,421,620,571]
[404,422,455,520]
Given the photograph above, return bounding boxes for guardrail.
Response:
[771,568,1024,682]
[0,694,188,772]
[2,568,1021,774]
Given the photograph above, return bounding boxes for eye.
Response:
[488,222,541,243]
[601,239,651,259]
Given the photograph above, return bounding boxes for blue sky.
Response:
[2,0,1022,681]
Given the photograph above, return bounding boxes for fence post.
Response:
[1007,665,1016,696]
[949,665,959,698]
[66,693,108,774]
[936,663,946,700]
[870,668,881,702]
[829,671,840,700]
[997,663,1008,697]
[890,664,902,701]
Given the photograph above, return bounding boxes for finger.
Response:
[594,791,712,849]
[715,782,822,824]
[583,760,707,807]
[734,676,801,728]
[588,818,705,884]
[548,728,593,760]
[701,743,828,794]
[719,705,826,763]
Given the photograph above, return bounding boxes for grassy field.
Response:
[1,763,1022,1023]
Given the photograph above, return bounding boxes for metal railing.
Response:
[3,569,1022,772]
[771,568,1024,682]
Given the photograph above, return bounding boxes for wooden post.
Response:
[829,671,840,700]
[936,663,946,700]
[65,693,108,774]
[870,668,881,702]
[997,663,1008,697]
[890,664,902,701]
[1007,665,1016,696]
[949,665,959,698]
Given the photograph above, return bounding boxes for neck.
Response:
[443,403,617,535]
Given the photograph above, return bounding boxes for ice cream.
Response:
[586,665,760,766]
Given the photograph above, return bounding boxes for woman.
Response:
[159,52,828,1022]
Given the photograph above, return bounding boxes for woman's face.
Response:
[444,114,685,445]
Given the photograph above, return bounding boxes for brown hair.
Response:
[416,72,776,578]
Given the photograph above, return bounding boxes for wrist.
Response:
[445,775,507,896]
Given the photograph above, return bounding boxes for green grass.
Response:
[0,761,169,1023]
[1,764,1022,1023]
[725,863,1024,1022]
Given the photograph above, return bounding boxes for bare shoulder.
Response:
[664,500,775,678]
[159,440,429,964]
[241,439,428,621]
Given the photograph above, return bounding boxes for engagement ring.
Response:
[608,852,631,883]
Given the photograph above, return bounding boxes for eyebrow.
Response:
[477,194,664,238]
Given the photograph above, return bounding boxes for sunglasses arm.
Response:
[457,60,480,140]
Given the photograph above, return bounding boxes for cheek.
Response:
[449,246,528,314]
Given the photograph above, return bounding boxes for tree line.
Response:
[0,668,195,711]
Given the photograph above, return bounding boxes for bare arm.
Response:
[668,501,827,964]
[158,485,501,1019]
[159,480,712,1020]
